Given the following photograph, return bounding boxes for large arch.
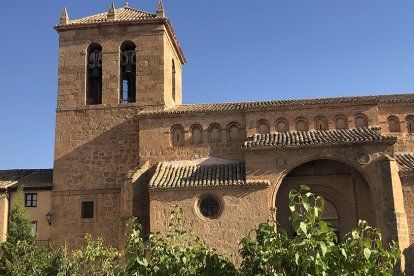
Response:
[275,159,376,239]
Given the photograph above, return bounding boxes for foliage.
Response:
[122,206,237,276]
[0,189,57,276]
[0,186,402,276]
[6,188,35,245]
[56,234,121,276]
[239,185,401,276]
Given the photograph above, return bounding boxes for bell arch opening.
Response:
[275,159,376,239]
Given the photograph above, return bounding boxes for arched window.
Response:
[406,116,414,133]
[387,116,400,132]
[172,60,176,101]
[335,115,348,130]
[355,114,368,128]
[295,118,309,131]
[257,120,270,134]
[276,119,289,133]
[209,124,221,143]
[227,123,240,142]
[120,41,136,103]
[315,116,328,130]
[191,125,203,144]
[171,125,184,146]
[87,43,103,105]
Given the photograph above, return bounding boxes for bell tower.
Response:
[51,2,185,248]
[54,1,185,110]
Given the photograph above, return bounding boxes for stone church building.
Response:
[9,1,414,272]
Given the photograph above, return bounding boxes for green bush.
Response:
[122,206,237,276]
[239,185,401,275]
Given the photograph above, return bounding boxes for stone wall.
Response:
[149,186,269,262]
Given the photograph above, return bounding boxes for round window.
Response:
[198,195,221,219]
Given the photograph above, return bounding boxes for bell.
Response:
[90,67,101,78]
[123,63,135,76]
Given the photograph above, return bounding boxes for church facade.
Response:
[51,2,414,272]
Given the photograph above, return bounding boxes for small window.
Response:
[407,116,414,133]
[276,119,289,133]
[257,120,270,134]
[171,125,184,146]
[209,124,221,143]
[31,221,37,236]
[355,114,368,128]
[191,125,203,144]
[388,116,400,132]
[198,195,221,219]
[296,118,309,131]
[228,123,240,142]
[315,117,328,130]
[335,116,347,129]
[25,193,37,207]
[81,201,94,219]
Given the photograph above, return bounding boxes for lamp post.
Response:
[45,212,52,226]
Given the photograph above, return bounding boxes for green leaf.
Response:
[364,248,371,259]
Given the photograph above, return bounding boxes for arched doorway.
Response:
[276,159,376,239]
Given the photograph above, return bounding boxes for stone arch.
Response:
[190,124,203,145]
[335,114,348,129]
[295,117,309,131]
[257,119,270,134]
[270,154,377,205]
[406,115,414,133]
[314,116,329,130]
[355,113,368,128]
[227,122,241,142]
[208,123,222,143]
[275,118,289,133]
[171,124,185,146]
[274,159,376,238]
[387,115,401,132]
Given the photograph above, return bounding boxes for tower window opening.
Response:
[172,60,176,101]
[87,44,103,105]
[120,41,136,103]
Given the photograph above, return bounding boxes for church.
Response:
[1,1,414,273]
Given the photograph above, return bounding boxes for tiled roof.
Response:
[139,93,414,117]
[243,127,395,149]
[58,7,156,26]
[396,153,414,172]
[149,162,268,189]
[0,169,53,190]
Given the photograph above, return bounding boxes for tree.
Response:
[6,188,35,245]
[0,188,57,276]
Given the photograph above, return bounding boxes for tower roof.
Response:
[56,5,157,26]
[54,4,186,64]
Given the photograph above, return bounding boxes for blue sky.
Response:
[1,0,414,169]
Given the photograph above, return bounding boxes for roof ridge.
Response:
[139,93,414,117]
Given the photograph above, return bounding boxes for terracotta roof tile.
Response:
[59,7,156,26]
[0,169,53,190]
[149,162,268,189]
[396,153,414,172]
[243,127,395,148]
[139,93,414,117]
